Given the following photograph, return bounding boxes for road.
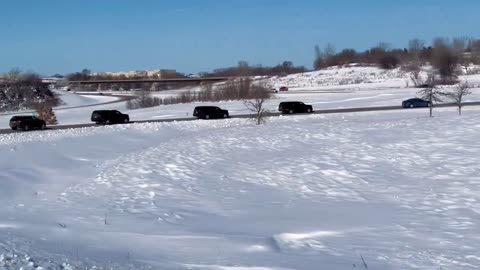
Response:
[1,102,479,135]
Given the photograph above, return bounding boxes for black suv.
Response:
[402,98,431,108]
[193,106,229,119]
[91,110,130,124]
[278,101,313,114]
[9,116,46,131]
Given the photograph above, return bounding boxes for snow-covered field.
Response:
[1,106,480,269]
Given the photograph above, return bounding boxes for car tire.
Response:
[307,108,312,113]
[106,119,111,125]
[23,125,29,131]
[41,124,46,130]
[409,104,414,108]
[289,109,294,114]
[124,118,129,123]
[223,113,228,118]
[11,127,17,131]
[205,115,210,119]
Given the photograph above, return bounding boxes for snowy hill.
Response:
[268,65,409,90]
[1,107,480,269]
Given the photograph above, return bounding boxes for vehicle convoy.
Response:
[91,110,130,124]
[9,116,47,131]
[278,101,313,114]
[402,98,431,108]
[193,106,229,119]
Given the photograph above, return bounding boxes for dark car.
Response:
[279,86,289,92]
[9,116,46,131]
[402,98,431,108]
[91,110,130,124]
[193,106,229,119]
[278,101,313,114]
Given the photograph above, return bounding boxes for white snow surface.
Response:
[1,107,480,269]
[54,90,120,108]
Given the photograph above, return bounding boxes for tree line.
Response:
[314,37,480,81]
[200,61,307,77]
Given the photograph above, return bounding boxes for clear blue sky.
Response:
[0,0,478,75]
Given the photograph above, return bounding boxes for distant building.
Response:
[93,69,177,79]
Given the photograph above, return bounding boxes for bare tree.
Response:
[408,39,425,57]
[417,75,444,117]
[314,43,336,69]
[377,42,391,51]
[243,85,270,125]
[408,39,425,67]
[443,81,472,115]
[452,37,468,54]
[433,37,450,49]
[321,43,336,58]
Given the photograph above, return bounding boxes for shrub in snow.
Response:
[0,70,59,112]
[34,103,58,125]
[379,54,400,69]
[126,90,161,109]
